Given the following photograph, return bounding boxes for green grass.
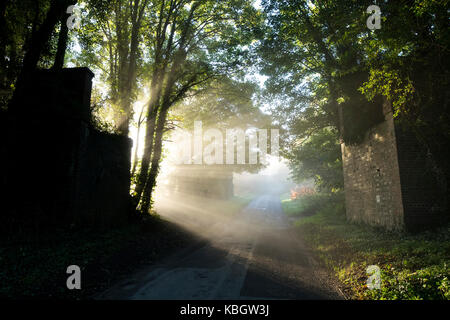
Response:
[225,195,254,217]
[232,194,255,206]
[288,197,450,300]
[279,192,291,202]
[281,193,344,217]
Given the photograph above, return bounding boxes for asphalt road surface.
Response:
[98,195,343,300]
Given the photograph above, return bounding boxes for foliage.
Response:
[292,201,450,300]
[366,264,450,300]
[132,0,264,213]
[169,77,273,174]
[90,103,120,134]
[359,0,449,117]
[282,192,344,217]
[0,0,60,108]
[173,78,269,131]
[288,127,343,192]
[258,0,380,190]
[358,0,450,189]
[89,87,120,134]
[259,0,385,144]
[259,0,450,192]
[75,0,151,133]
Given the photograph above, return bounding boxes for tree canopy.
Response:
[2,0,449,210]
[258,0,449,190]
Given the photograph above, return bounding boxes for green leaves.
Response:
[259,0,450,195]
[293,204,450,300]
[288,127,344,192]
[360,68,415,117]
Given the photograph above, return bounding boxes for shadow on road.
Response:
[98,194,343,300]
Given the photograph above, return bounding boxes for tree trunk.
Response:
[52,13,70,70]
[133,102,159,205]
[0,0,9,86]
[134,1,195,211]
[131,125,141,178]
[10,0,76,111]
[133,61,165,206]
[131,108,145,177]
[140,105,169,214]
[117,0,143,136]
[22,0,75,74]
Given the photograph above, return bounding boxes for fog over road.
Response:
[99,195,343,300]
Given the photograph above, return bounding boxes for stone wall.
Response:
[395,123,448,231]
[72,123,132,226]
[167,166,234,200]
[341,101,404,230]
[1,68,132,230]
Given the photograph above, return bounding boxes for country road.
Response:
[98,195,343,300]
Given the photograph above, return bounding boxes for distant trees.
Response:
[174,78,269,132]
[170,77,272,171]
[131,0,263,214]
[161,77,273,201]
[288,128,343,193]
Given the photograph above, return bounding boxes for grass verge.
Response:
[0,195,254,299]
[0,215,200,299]
[284,194,450,300]
[281,192,344,217]
[228,194,255,213]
